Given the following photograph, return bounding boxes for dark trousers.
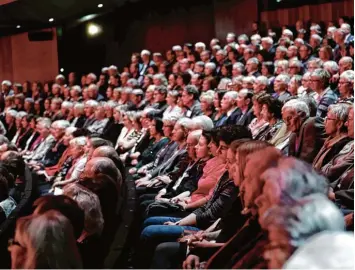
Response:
[151,242,186,269]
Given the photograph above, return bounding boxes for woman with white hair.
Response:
[63,183,105,268]
[9,210,82,269]
[51,136,88,190]
[262,193,345,269]
[338,70,354,103]
[200,91,215,119]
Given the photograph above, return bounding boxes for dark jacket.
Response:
[6,124,16,141]
[193,172,238,229]
[72,115,86,128]
[225,108,242,126]
[316,88,338,118]
[163,159,206,198]
[184,101,203,118]
[288,117,326,164]
[40,141,67,168]
[102,119,123,145]
[136,137,169,168]
[236,108,255,127]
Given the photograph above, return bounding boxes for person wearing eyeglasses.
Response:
[312,103,352,171]
[337,70,354,103]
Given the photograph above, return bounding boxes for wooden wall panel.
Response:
[0,29,58,83]
[261,0,354,28]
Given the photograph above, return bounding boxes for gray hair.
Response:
[53,120,70,129]
[283,99,310,118]
[238,34,249,42]
[340,56,354,65]
[25,98,34,103]
[16,111,27,119]
[294,38,305,45]
[141,49,151,56]
[131,89,144,97]
[63,183,104,235]
[233,62,245,72]
[105,100,118,109]
[55,74,65,81]
[163,113,180,124]
[311,68,330,83]
[308,58,323,69]
[262,193,344,249]
[65,127,77,135]
[1,80,11,86]
[311,34,322,44]
[340,70,354,82]
[247,57,259,65]
[188,129,202,141]
[323,61,339,74]
[310,24,321,33]
[109,65,118,70]
[167,90,180,98]
[87,73,97,82]
[86,157,121,184]
[277,60,289,72]
[172,45,182,51]
[328,103,351,122]
[71,85,82,94]
[275,74,291,85]
[217,78,232,90]
[200,92,214,105]
[70,136,87,148]
[341,23,351,34]
[205,62,216,70]
[153,74,168,86]
[6,109,17,118]
[289,59,303,69]
[243,76,256,84]
[176,117,194,131]
[85,100,99,108]
[276,46,287,53]
[74,103,85,111]
[195,42,206,50]
[224,91,238,100]
[256,76,269,86]
[191,115,214,131]
[88,84,98,92]
[282,29,294,38]
[39,118,52,129]
[261,37,273,45]
[61,101,74,109]
[127,78,139,88]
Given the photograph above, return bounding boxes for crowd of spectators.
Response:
[0,16,353,268]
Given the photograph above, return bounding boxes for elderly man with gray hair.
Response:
[338,70,354,103]
[282,99,326,163]
[272,74,291,103]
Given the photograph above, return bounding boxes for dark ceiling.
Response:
[0,0,130,36]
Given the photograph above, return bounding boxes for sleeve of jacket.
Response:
[30,138,56,161]
[194,182,238,228]
[301,117,325,163]
[167,152,190,182]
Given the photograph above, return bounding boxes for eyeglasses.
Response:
[8,238,23,248]
[325,116,338,121]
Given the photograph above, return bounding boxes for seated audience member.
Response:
[50,136,88,190]
[10,112,27,146]
[262,193,345,269]
[313,103,352,170]
[0,170,16,225]
[137,126,252,268]
[32,195,85,240]
[164,90,183,118]
[182,85,203,118]
[283,99,326,163]
[141,130,206,217]
[50,98,64,121]
[310,68,338,118]
[322,107,353,207]
[4,110,17,139]
[132,114,178,179]
[203,156,328,269]
[82,100,99,129]
[211,90,226,126]
[87,104,109,135]
[12,114,33,150]
[115,112,142,154]
[102,101,123,144]
[22,117,40,153]
[23,118,56,162]
[255,95,284,141]
[284,231,354,269]
[219,91,239,126]
[91,145,126,182]
[134,118,192,190]
[129,89,145,111]
[249,92,269,138]
[337,70,354,103]
[235,89,255,126]
[130,117,169,168]
[63,183,105,268]
[9,211,82,269]
[199,91,215,119]
[272,74,291,103]
[191,115,214,131]
[70,103,86,128]
[85,136,112,160]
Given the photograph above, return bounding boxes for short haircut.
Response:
[217,125,252,145]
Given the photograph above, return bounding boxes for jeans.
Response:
[136,216,199,268]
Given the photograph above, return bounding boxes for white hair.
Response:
[340,56,354,65]
[65,126,77,135]
[87,73,97,82]
[243,76,256,84]
[310,24,321,33]
[191,116,214,131]
[233,62,245,72]
[205,62,216,70]
[141,49,151,56]
[200,92,214,105]
[127,78,139,87]
[323,61,339,74]
[1,80,11,86]
[146,85,155,93]
[123,87,133,94]
[340,70,354,82]
[88,84,98,92]
[283,99,310,117]
[61,101,73,109]
[256,76,269,86]
[327,26,337,34]
[294,38,305,45]
[176,117,194,131]
[232,75,244,85]
[277,59,289,71]
[340,23,351,34]
[238,34,249,42]
[247,57,259,65]
[224,91,238,100]
[6,109,17,118]
[101,67,108,73]
[132,89,144,96]
[217,78,232,90]
[71,85,82,93]
[105,100,118,108]
[275,74,291,85]
[289,59,303,68]
[282,29,294,38]
[172,45,182,51]
[162,113,180,123]
[251,34,261,41]
[39,118,52,129]
[261,37,273,45]
[74,103,85,110]
[16,111,27,119]
[195,42,206,50]
[55,74,65,81]
[216,49,227,56]
[53,120,70,129]
[70,136,87,147]
[311,34,323,44]
[85,100,99,108]
[276,46,287,53]
[108,65,118,70]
